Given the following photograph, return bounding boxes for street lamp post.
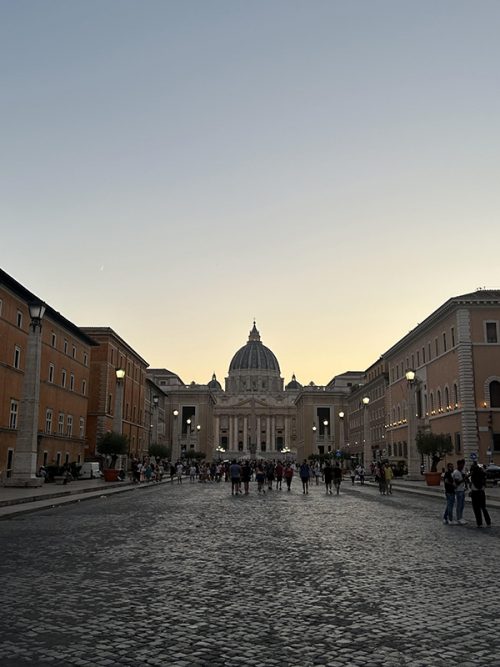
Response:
[323,420,329,452]
[172,409,179,462]
[362,396,371,468]
[152,395,159,444]
[114,368,125,434]
[405,370,421,479]
[5,301,47,487]
[338,412,345,457]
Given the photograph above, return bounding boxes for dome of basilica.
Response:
[229,323,281,373]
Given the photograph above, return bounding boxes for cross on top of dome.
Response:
[248,321,261,342]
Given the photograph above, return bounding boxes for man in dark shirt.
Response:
[443,462,456,525]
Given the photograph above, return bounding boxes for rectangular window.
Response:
[443,332,447,352]
[451,327,455,347]
[51,332,57,348]
[83,352,88,366]
[422,346,426,363]
[0,299,3,317]
[72,345,76,358]
[63,339,68,354]
[13,346,21,369]
[56,452,61,466]
[61,369,67,388]
[48,363,55,383]
[486,322,498,344]
[108,394,113,413]
[82,380,87,396]
[45,409,53,434]
[428,343,431,360]
[58,413,64,435]
[79,417,85,438]
[9,401,18,429]
[17,311,22,328]
[416,350,420,367]
[66,415,73,437]
[70,373,75,391]
[435,338,439,356]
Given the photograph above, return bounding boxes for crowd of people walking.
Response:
[129,454,493,528]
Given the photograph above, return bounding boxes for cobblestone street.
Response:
[0,479,498,667]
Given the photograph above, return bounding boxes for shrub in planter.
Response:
[97,431,128,469]
[416,431,453,472]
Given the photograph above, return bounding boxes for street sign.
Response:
[469,452,478,462]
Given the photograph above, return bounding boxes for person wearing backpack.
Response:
[469,462,491,528]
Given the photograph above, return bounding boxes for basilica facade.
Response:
[147,323,362,462]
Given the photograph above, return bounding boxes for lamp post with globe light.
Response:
[362,396,371,468]
[405,369,422,479]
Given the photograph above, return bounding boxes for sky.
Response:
[2,0,500,386]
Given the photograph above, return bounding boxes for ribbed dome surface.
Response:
[228,323,281,373]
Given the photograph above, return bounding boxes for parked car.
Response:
[79,462,102,479]
[484,464,500,482]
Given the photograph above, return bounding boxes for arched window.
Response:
[437,390,442,411]
[490,381,500,408]
[453,383,459,407]
[445,387,450,409]
[430,393,435,413]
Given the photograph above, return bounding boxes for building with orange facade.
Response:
[80,327,149,460]
[0,269,95,478]
[383,290,500,472]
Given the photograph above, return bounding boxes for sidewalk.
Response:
[363,476,500,508]
[0,476,173,519]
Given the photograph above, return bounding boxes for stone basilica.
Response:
[148,323,362,461]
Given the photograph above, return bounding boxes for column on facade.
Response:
[271,417,276,452]
[256,416,261,452]
[243,416,248,452]
[266,416,271,452]
[229,416,233,450]
[284,417,290,451]
[215,416,220,450]
[234,416,239,449]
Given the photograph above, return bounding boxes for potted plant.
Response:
[416,431,453,485]
[97,431,128,481]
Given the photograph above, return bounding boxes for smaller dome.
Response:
[208,373,222,391]
[285,374,302,391]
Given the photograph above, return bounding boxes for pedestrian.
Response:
[442,462,456,525]
[384,463,394,495]
[300,460,311,494]
[332,463,342,495]
[350,467,356,486]
[377,463,386,495]
[241,460,252,495]
[356,464,365,485]
[255,465,266,493]
[275,461,284,490]
[469,462,492,528]
[189,464,197,483]
[176,462,183,483]
[323,461,333,495]
[284,463,294,492]
[452,459,468,525]
[229,459,242,495]
[266,461,275,491]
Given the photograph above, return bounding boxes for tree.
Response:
[149,443,170,460]
[97,431,128,468]
[416,431,453,472]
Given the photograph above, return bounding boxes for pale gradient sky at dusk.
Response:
[2,1,500,385]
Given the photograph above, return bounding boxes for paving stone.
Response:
[0,481,499,666]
